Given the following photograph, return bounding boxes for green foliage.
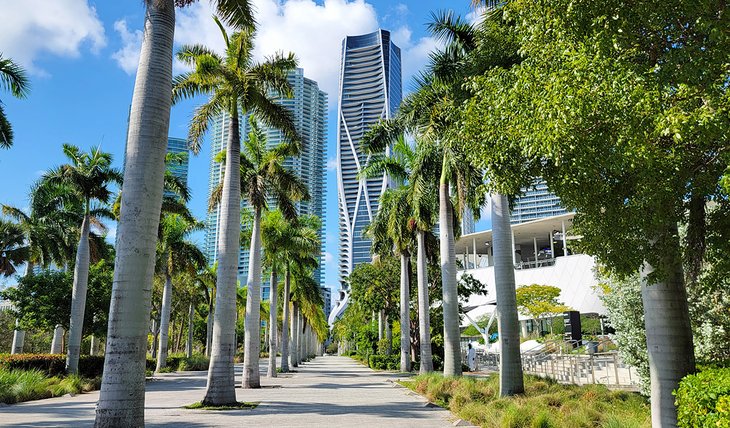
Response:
[325,342,337,354]
[515,284,571,325]
[675,367,730,428]
[401,373,650,427]
[368,354,400,371]
[0,353,105,378]
[0,367,98,404]
[2,260,113,337]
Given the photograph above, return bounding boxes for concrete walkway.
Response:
[2,356,454,427]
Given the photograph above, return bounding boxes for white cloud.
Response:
[116,0,439,107]
[0,0,105,74]
[111,20,143,75]
[324,251,334,264]
[326,157,338,170]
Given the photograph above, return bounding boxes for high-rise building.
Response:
[320,286,332,321]
[204,69,327,300]
[510,179,569,224]
[336,29,402,289]
[165,137,190,196]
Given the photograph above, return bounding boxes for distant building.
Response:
[165,137,190,188]
[320,286,332,320]
[510,179,569,224]
[204,68,327,300]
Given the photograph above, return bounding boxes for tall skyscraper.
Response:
[165,137,190,195]
[510,179,569,224]
[336,29,402,288]
[204,68,327,299]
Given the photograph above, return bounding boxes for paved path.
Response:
[2,356,454,427]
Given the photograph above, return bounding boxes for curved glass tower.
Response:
[336,29,402,289]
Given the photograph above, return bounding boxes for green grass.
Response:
[0,368,99,404]
[399,373,651,428]
[184,401,259,410]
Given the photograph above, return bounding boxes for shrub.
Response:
[368,354,400,371]
[0,368,98,404]
[0,353,105,378]
[325,342,338,354]
[178,354,209,371]
[675,367,730,428]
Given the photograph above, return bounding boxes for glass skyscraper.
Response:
[204,68,327,300]
[510,179,569,224]
[165,137,189,196]
[336,29,402,288]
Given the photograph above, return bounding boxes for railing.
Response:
[470,346,639,390]
[515,257,556,270]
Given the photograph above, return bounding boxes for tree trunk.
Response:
[186,301,194,358]
[378,310,384,342]
[416,230,433,373]
[90,335,100,356]
[206,296,214,357]
[291,301,299,368]
[280,267,291,372]
[66,214,91,375]
[95,1,175,425]
[242,207,263,389]
[156,271,173,372]
[492,193,524,395]
[267,268,278,377]
[51,325,64,354]
[202,104,242,404]
[400,253,411,371]
[385,314,392,355]
[11,318,25,354]
[439,181,461,376]
[151,319,159,359]
[642,226,695,428]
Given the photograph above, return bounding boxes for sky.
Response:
[0,0,486,294]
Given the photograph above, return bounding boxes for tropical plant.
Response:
[96,1,254,424]
[0,219,28,277]
[515,284,570,335]
[173,6,300,398]
[154,214,206,372]
[39,144,120,375]
[0,54,29,149]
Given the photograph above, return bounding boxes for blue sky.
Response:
[0,0,483,292]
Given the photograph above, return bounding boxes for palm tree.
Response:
[155,214,206,372]
[41,144,120,374]
[261,213,320,373]
[0,219,28,277]
[96,1,254,425]
[0,54,29,149]
[173,10,300,398]
[197,263,217,356]
[290,267,323,364]
[207,118,306,389]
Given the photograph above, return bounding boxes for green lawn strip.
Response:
[399,373,651,428]
[184,401,259,411]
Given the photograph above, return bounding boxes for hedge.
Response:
[0,354,105,378]
[368,354,400,371]
[675,367,730,428]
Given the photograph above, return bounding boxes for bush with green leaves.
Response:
[0,368,99,404]
[368,354,400,371]
[0,354,105,378]
[675,367,730,428]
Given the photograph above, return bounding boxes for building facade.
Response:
[320,286,332,321]
[336,29,402,289]
[510,179,569,224]
[204,68,327,300]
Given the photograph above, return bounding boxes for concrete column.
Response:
[51,325,64,354]
[473,238,478,268]
[562,220,568,256]
[11,319,25,354]
[533,237,538,268]
[549,232,554,260]
[511,230,517,265]
[520,321,528,338]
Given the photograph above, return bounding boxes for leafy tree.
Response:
[460,1,729,423]
[0,219,27,276]
[515,284,570,334]
[175,14,301,395]
[0,54,29,149]
[97,1,255,424]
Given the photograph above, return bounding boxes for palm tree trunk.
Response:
[51,325,64,354]
[202,104,242,405]
[156,271,173,371]
[642,226,695,427]
[280,267,291,372]
[11,318,25,354]
[267,268,278,377]
[385,314,392,355]
[492,193,524,395]
[66,214,91,375]
[186,301,194,358]
[439,180,461,376]
[90,335,99,356]
[206,296,214,357]
[95,1,175,425]
[291,301,299,368]
[242,207,263,389]
[416,230,433,373]
[378,310,384,342]
[400,253,411,372]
